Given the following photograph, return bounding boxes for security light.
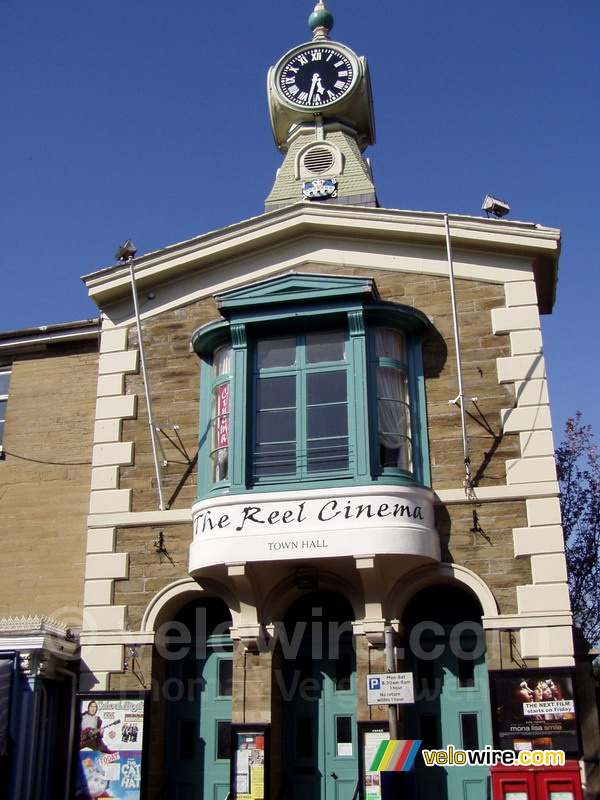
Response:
[115,239,138,261]
[294,567,319,591]
[482,195,510,218]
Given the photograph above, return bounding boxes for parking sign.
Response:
[366,673,414,706]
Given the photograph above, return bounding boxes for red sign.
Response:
[217,383,230,447]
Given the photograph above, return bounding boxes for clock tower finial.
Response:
[308,1,334,41]
[266,3,377,210]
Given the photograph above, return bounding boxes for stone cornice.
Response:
[82,204,560,313]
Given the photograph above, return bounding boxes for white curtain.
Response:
[214,345,231,378]
[375,330,411,470]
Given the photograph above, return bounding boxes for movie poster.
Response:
[489,669,580,755]
[75,694,147,800]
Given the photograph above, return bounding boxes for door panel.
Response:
[407,632,492,800]
[283,643,357,799]
[166,641,233,799]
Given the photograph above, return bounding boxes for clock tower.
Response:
[266,1,377,209]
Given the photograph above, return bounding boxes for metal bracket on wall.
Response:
[154,424,194,466]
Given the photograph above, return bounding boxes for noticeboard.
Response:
[230,724,269,800]
[359,723,388,799]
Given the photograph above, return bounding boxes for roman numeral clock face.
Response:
[277,45,357,109]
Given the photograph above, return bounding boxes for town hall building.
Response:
[0,3,597,799]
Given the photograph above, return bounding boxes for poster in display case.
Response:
[358,722,389,799]
[230,724,269,800]
[489,668,581,756]
[75,691,149,800]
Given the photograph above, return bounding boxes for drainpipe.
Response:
[443,215,473,496]
[125,251,167,511]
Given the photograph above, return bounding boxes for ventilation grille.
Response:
[302,147,336,175]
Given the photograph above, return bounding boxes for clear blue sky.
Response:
[2,1,599,442]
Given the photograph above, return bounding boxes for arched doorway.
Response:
[403,585,492,800]
[163,598,233,799]
[280,591,358,800]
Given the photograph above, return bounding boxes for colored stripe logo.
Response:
[369,739,422,772]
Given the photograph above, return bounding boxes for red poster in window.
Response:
[217,384,230,447]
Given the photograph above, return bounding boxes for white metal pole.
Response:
[128,256,167,511]
[443,215,472,494]
[384,626,399,740]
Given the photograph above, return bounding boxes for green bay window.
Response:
[254,330,350,480]
[192,274,430,497]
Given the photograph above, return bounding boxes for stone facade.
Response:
[1,204,590,800]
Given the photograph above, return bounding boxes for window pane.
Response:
[375,328,405,362]
[458,656,475,688]
[216,721,231,760]
[254,442,296,476]
[306,371,346,405]
[380,435,411,471]
[377,366,407,403]
[257,337,296,368]
[210,381,230,484]
[210,448,228,483]
[0,400,6,420]
[218,659,233,696]
[305,331,344,363]
[336,716,352,748]
[377,366,411,471]
[0,372,10,396]
[213,346,231,378]
[212,384,230,443]
[257,375,295,409]
[307,405,348,439]
[461,713,479,750]
[256,409,296,443]
[307,439,349,472]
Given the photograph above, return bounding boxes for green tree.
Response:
[555,412,600,648]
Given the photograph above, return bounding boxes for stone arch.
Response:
[262,568,364,631]
[141,577,240,634]
[387,562,498,629]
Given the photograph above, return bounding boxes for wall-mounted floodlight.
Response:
[115,239,138,261]
[294,567,318,591]
[482,195,510,218]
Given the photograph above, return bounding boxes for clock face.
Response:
[277,45,357,109]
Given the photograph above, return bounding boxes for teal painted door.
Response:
[406,631,492,800]
[283,639,358,800]
[166,637,233,800]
